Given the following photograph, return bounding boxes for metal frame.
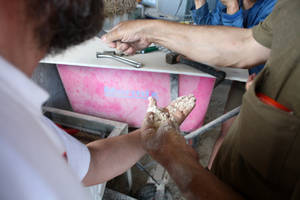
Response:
[43,106,128,137]
[43,107,130,200]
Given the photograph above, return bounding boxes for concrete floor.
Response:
[107,80,232,199]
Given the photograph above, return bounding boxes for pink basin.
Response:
[57,65,215,132]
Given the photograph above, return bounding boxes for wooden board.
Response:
[41,37,248,82]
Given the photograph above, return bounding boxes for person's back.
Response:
[0,57,90,200]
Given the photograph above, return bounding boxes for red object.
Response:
[55,123,79,135]
[62,152,68,161]
[257,93,292,112]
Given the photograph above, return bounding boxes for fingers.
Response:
[142,112,156,130]
[147,97,157,108]
[167,94,196,125]
[104,41,117,48]
[142,120,178,152]
[247,73,256,82]
[123,46,137,55]
[246,73,256,91]
[101,36,138,55]
[141,112,158,151]
[101,27,122,43]
[116,41,129,52]
[157,120,179,135]
[101,22,138,43]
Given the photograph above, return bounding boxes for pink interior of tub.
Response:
[57,65,215,132]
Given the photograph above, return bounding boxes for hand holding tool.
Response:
[166,52,226,87]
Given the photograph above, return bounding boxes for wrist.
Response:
[150,140,198,168]
[145,20,165,43]
[148,20,183,46]
[226,2,239,15]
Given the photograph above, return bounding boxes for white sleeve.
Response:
[42,117,91,181]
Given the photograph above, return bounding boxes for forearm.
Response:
[158,148,243,200]
[148,20,269,68]
[82,129,146,186]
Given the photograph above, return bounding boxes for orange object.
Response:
[257,93,292,112]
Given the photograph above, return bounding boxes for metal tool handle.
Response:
[96,53,143,68]
[179,57,226,87]
[112,55,143,68]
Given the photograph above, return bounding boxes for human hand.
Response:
[220,0,239,14]
[140,95,197,161]
[246,73,256,91]
[101,20,153,55]
[145,95,196,129]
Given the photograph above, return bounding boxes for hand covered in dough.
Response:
[140,95,197,162]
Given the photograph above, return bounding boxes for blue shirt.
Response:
[191,0,277,74]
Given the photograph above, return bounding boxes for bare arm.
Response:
[102,20,270,69]
[138,96,243,199]
[158,133,242,200]
[82,129,146,186]
[82,94,196,186]
[141,115,243,200]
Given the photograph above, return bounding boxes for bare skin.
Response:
[140,98,244,200]
[220,0,239,14]
[246,73,256,90]
[0,1,46,76]
[243,0,256,10]
[82,129,146,185]
[194,0,255,14]
[83,94,197,186]
[102,20,270,68]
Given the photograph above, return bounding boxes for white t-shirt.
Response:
[0,57,92,200]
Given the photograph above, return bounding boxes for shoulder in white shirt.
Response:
[0,57,92,200]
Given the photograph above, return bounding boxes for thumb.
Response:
[148,97,157,108]
[141,128,156,139]
[101,27,122,43]
[142,112,155,130]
